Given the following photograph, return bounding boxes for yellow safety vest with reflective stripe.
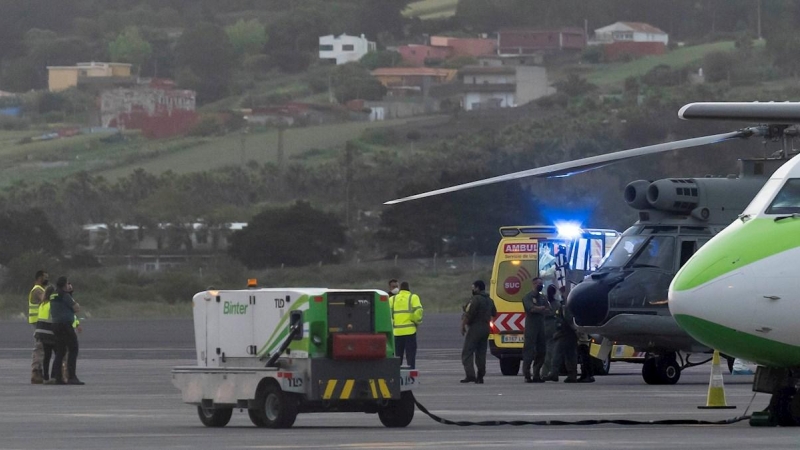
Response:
[28,285,44,324]
[389,290,423,337]
[38,300,51,322]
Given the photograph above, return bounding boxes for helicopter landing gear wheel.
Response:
[656,354,681,385]
[642,357,660,384]
[642,354,681,385]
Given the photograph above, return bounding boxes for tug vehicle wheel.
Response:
[378,391,415,428]
[197,405,233,427]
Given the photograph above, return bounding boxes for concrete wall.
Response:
[514,66,556,105]
[364,100,439,119]
[101,87,197,138]
[48,68,80,92]
[463,92,516,111]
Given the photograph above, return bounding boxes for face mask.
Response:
[536,284,544,292]
[390,288,399,295]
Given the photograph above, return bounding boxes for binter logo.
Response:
[223,301,248,315]
[504,243,537,254]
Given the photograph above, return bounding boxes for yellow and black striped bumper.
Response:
[320,378,393,400]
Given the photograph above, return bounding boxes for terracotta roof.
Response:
[371,67,456,77]
[620,22,666,34]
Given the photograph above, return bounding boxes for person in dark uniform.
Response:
[460,280,497,384]
[521,277,548,383]
[541,284,560,381]
[577,332,596,383]
[545,299,579,383]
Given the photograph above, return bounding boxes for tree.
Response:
[0,209,63,266]
[225,19,267,58]
[359,50,402,70]
[332,62,386,102]
[228,201,346,268]
[175,22,236,102]
[108,27,152,75]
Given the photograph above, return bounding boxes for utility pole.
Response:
[757,0,762,40]
[240,126,248,167]
[277,126,285,172]
[344,141,355,228]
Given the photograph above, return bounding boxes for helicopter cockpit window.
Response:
[627,236,675,271]
[766,179,800,214]
[599,235,647,268]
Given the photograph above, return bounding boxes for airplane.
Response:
[385,102,800,394]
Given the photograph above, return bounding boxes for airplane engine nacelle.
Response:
[646,178,700,213]
[623,180,652,210]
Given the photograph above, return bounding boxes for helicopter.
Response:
[385,101,800,387]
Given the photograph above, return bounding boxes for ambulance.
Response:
[489,224,625,376]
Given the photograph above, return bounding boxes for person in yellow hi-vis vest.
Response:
[28,270,49,384]
[35,286,56,384]
[389,281,423,369]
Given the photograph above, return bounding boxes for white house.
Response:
[459,66,555,111]
[592,22,668,45]
[319,33,376,65]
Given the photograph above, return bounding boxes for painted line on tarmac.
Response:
[234,441,590,449]
[1,347,193,351]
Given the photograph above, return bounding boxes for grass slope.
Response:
[586,41,740,86]
[98,117,423,180]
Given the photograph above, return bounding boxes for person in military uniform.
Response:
[577,332,596,383]
[545,298,579,383]
[460,280,497,384]
[521,277,548,383]
[541,284,561,381]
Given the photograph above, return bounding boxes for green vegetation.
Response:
[403,0,459,19]
[585,41,740,86]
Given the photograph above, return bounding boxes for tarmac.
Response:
[2,314,798,450]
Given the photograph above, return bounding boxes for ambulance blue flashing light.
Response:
[555,221,582,240]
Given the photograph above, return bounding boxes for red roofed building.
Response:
[396,44,452,67]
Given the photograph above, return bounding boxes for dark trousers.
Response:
[549,332,578,379]
[578,343,594,378]
[52,323,79,381]
[522,318,546,379]
[42,343,54,381]
[462,322,489,380]
[395,334,417,369]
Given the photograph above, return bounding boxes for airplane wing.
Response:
[384,128,760,205]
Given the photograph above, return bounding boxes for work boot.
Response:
[475,377,484,384]
[67,378,85,385]
[544,373,559,382]
[460,377,476,383]
[577,376,595,383]
[31,370,44,384]
[526,377,544,383]
[563,376,578,383]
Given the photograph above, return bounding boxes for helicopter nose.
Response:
[567,277,612,326]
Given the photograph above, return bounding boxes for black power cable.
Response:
[411,393,751,426]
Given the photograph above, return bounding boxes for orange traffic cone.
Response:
[698,350,736,409]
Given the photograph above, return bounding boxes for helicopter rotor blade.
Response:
[680,102,800,123]
[384,127,764,205]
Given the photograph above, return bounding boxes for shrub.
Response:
[188,116,223,137]
[0,115,30,130]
